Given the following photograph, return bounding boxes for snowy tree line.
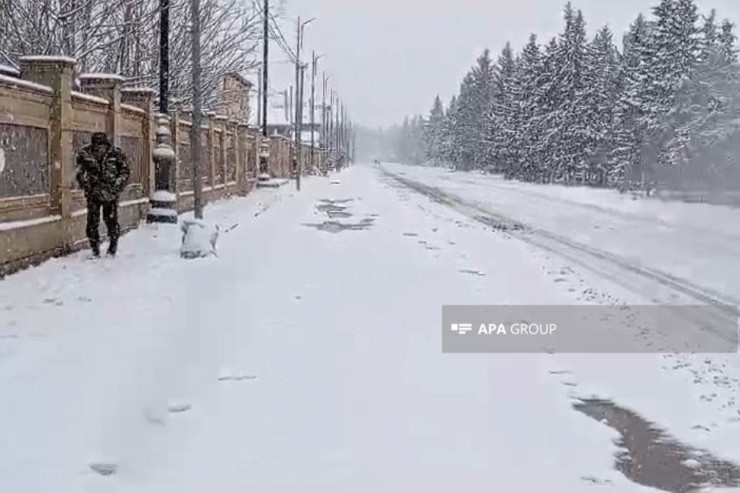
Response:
[404,0,740,190]
[0,0,262,109]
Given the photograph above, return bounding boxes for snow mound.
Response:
[151,190,177,203]
[180,219,219,259]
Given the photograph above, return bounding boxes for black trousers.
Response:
[86,198,120,253]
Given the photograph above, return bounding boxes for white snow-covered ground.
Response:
[0,163,738,492]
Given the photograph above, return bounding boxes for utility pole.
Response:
[310,52,322,173]
[261,0,268,138]
[283,89,288,122]
[191,0,203,218]
[159,0,169,114]
[258,0,270,178]
[297,63,306,190]
[256,68,262,127]
[294,16,301,178]
[329,90,335,159]
[293,17,315,188]
[335,97,340,166]
[322,72,332,155]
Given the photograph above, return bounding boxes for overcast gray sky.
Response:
[268,0,740,128]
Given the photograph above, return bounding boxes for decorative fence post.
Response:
[146,113,178,223]
[19,56,76,220]
[78,74,122,146]
[121,88,155,199]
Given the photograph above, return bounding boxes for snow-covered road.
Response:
[1,163,739,492]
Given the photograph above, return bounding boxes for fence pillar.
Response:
[202,112,212,193]
[78,74,123,146]
[19,56,76,219]
[236,123,250,195]
[169,107,180,195]
[214,115,228,187]
[121,88,155,199]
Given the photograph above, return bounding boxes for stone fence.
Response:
[0,56,322,275]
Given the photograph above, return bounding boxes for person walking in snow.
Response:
[75,132,131,258]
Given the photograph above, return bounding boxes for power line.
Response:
[251,0,297,63]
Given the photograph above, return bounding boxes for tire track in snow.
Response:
[383,169,738,345]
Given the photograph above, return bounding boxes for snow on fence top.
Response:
[0,74,52,94]
[121,87,155,94]
[0,64,20,77]
[121,104,147,116]
[18,55,76,64]
[71,91,109,106]
[79,73,125,82]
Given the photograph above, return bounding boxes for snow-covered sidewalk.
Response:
[1,165,738,492]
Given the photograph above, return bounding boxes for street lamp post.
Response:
[259,0,270,179]
[322,73,332,162]
[147,0,178,224]
[310,52,324,173]
[294,17,315,190]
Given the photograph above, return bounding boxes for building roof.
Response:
[250,91,327,127]
[224,72,253,88]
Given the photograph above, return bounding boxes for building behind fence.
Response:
[0,56,323,275]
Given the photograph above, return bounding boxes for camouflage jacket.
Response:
[76,144,131,202]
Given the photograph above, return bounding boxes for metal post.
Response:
[294,16,301,180]
[261,0,268,138]
[158,0,169,114]
[297,63,306,191]
[191,0,203,219]
[256,68,262,128]
[260,0,269,176]
[146,0,177,223]
[310,52,319,172]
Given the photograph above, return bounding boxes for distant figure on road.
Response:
[76,132,130,258]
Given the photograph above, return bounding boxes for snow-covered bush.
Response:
[180,219,219,259]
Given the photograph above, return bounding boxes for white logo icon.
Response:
[451,323,473,335]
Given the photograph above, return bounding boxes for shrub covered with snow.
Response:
[180,219,219,259]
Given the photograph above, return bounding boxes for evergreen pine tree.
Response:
[424,95,446,165]
[582,25,620,184]
[515,34,543,181]
[456,50,496,170]
[549,4,590,181]
[490,42,518,176]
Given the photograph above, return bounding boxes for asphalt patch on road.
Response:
[474,214,526,232]
[574,398,740,492]
[317,199,355,219]
[305,218,375,233]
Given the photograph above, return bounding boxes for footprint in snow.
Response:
[168,402,192,414]
[89,462,118,476]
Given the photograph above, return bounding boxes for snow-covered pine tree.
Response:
[455,50,495,170]
[700,9,719,62]
[516,34,544,182]
[549,3,590,182]
[668,12,740,188]
[490,43,518,177]
[442,95,459,168]
[424,96,446,166]
[535,37,562,183]
[719,19,739,64]
[610,14,655,186]
[582,26,621,185]
[648,0,701,174]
